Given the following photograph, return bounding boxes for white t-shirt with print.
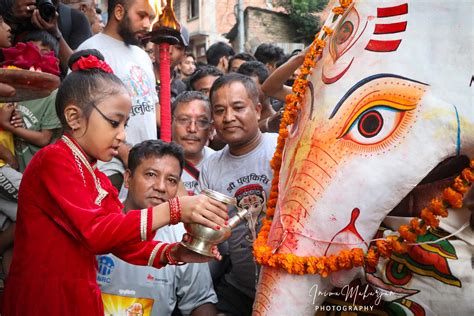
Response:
[97,223,217,316]
[199,132,278,298]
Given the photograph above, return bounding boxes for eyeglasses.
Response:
[173,117,211,130]
[92,103,121,128]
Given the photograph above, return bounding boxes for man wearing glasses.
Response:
[171,91,214,196]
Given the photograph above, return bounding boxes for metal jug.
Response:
[181,188,250,257]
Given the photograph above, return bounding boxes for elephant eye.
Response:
[329,4,363,60]
[337,100,416,147]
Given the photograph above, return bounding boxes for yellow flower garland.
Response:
[253,0,474,275]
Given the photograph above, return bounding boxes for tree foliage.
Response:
[279,0,329,44]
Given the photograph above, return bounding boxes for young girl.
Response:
[3,49,228,315]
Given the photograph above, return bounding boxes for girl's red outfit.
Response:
[3,135,164,315]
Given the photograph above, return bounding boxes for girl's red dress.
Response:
[3,135,164,315]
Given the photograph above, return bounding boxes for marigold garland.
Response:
[253,0,474,276]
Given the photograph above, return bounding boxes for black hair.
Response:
[188,65,223,91]
[209,73,259,106]
[128,139,185,176]
[56,49,126,132]
[107,0,131,17]
[23,30,59,57]
[96,7,102,14]
[205,42,235,66]
[276,49,303,68]
[237,61,269,85]
[254,43,285,66]
[183,49,195,59]
[172,91,210,116]
[275,54,291,68]
[228,52,256,72]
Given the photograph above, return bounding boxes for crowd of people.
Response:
[0,0,308,315]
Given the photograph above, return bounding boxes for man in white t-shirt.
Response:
[199,73,277,316]
[172,91,214,196]
[77,0,158,190]
[97,140,217,316]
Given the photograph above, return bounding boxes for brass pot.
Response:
[181,189,249,257]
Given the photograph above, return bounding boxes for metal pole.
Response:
[238,0,245,52]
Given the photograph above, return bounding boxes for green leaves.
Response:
[278,0,329,44]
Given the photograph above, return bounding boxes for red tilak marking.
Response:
[325,208,366,255]
[377,3,408,17]
[365,39,402,52]
[374,21,407,34]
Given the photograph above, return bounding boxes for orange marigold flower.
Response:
[323,26,334,35]
[306,257,319,274]
[279,129,289,138]
[340,0,352,8]
[452,176,469,194]
[391,240,408,254]
[327,255,339,272]
[420,208,439,228]
[375,240,392,258]
[316,257,329,277]
[315,39,326,48]
[398,225,417,243]
[470,159,474,169]
[410,218,427,235]
[461,168,474,183]
[332,7,344,15]
[428,198,448,217]
[442,187,463,208]
[365,248,380,267]
[294,256,306,275]
[350,248,365,266]
[337,250,353,269]
[267,199,277,208]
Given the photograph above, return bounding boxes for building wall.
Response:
[243,8,304,54]
[173,0,300,61]
[175,0,276,42]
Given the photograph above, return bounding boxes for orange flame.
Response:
[147,0,163,30]
[147,0,180,32]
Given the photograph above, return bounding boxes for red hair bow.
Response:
[71,55,114,74]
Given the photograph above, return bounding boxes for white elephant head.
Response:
[253,0,473,315]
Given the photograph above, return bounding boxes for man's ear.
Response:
[123,169,132,189]
[79,3,88,14]
[114,3,126,21]
[266,62,276,73]
[255,102,262,121]
[63,104,83,131]
[219,56,228,71]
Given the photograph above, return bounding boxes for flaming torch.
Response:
[148,0,181,142]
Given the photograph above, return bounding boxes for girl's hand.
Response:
[179,194,228,230]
